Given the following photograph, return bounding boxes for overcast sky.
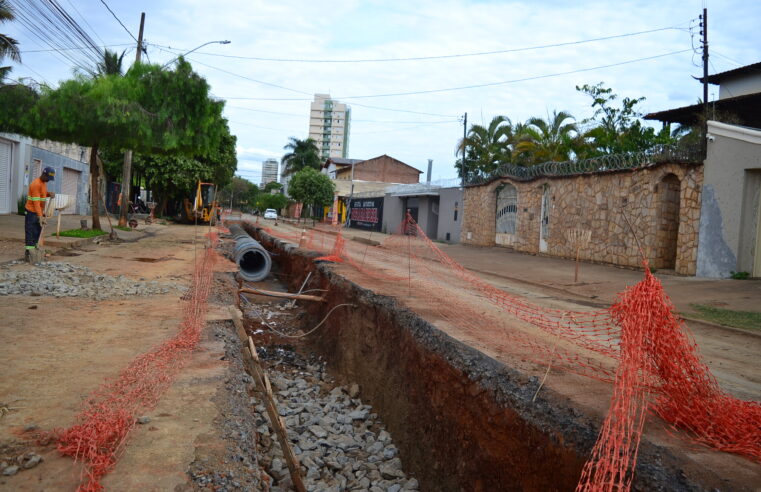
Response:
[5,0,759,183]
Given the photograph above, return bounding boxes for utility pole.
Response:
[701,7,708,158]
[461,112,467,186]
[118,12,145,227]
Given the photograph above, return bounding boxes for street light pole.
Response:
[161,40,231,69]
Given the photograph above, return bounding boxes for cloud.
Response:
[8,0,760,180]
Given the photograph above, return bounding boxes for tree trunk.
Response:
[118,150,132,227]
[89,143,101,230]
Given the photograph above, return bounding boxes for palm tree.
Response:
[0,0,21,83]
[281,137,321,176]
[514,110,579,164]
[456,115,514,179]
[96,49,126,77]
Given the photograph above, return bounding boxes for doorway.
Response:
[656,174,681,269]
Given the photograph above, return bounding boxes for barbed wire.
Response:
[465,143,703,185]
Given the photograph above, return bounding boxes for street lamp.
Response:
[162,40,231,68]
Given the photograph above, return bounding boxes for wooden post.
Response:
[229,307,306,492]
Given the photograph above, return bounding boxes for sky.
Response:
[4,0,760,184]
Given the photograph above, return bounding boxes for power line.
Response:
[220,49,691,101]
[98,0,138,43]
[20,42,133,53]
[153,25,686,64]
[226,105,456,123]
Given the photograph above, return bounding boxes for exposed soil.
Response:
[247,222,761,491]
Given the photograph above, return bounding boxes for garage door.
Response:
[61,168,80,214]
[0,141,11,214]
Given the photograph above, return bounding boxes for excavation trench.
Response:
[239,223,709,492]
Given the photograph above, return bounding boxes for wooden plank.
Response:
[239,287,325,303]
[229,305,306,492]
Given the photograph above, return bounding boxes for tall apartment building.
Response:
[261,158,279,187]
[308,94,351,160]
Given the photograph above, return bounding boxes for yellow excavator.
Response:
[182,181,218,223]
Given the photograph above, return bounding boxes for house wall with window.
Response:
[461,162,703,275]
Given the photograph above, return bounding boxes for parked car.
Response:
[264,208,278,220]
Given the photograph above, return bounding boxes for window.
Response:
[454,201,458,221]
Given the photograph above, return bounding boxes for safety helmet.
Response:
[42,166,56,180]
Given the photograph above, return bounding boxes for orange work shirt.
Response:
[25,178,50,216]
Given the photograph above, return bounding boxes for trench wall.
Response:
[243,223,706,492]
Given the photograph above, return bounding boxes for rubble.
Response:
[0,262,184,299]
[254,346,417,492]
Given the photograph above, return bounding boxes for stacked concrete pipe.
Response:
[229,224,272,282]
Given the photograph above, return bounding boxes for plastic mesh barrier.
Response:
[52,232,219,491]
[261,215,760,491]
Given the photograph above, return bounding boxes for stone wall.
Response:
[461,162,703,275]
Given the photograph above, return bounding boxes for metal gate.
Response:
[61,168,80,214]
[495,184,517,246]
[0,141,10,214]
[539,184,550,252]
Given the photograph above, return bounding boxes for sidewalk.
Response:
[278,220,761,318]
[0,213,147,263]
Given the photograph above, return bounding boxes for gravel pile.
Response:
[256,346,418,492]
[0,262,184,299]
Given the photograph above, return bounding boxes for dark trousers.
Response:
[25,212,41,247]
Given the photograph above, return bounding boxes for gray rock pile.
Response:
[256,348,418,492]
[0,262,184,299]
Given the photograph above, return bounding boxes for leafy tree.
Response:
[0,59,227,229]
[576,83,674,156]
[134,124,237,216]
[514,110,579,164]
[95,49,126,77]
[455,116,514,180]
[287,167,335,224]
[0,0,20,83]
[256,193,287,214]
[281,137,320,176]
[218,176,258,211]
[263,181,283,193]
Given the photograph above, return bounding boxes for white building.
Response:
[261,158,279,187]
[0,133,90,215]
[308,94,351,160]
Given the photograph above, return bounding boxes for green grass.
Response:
[54,229,108,238]
[688,304,761,332]
[115,225,132,232]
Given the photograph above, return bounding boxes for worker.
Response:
[25,166,56,262]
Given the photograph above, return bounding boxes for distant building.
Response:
[309,94,351,160]
[261,158,279,187]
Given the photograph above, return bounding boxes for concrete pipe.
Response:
[230,225,272,282]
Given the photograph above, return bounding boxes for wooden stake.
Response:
[229,307,306,492]
[239,287,325,302]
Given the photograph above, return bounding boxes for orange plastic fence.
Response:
[52,232,220,491]
[260,214,761,491]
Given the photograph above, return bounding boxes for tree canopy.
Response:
[0,0,20,83]
[0,58,230,228]
[456,83,680,180]
[287,167,335,221]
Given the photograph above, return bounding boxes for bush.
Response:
[730,271,750,280]
[17,197,26,215]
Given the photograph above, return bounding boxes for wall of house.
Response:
[31,146,90,215]
[718,72,761,99]
[337,156,421,184]
[461,162,703,275]
[697,121,761,277]
[382,193,405,234]
[436,187,463,243]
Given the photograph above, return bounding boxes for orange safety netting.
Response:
[52,232,219,491]
[260,214,761,491]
